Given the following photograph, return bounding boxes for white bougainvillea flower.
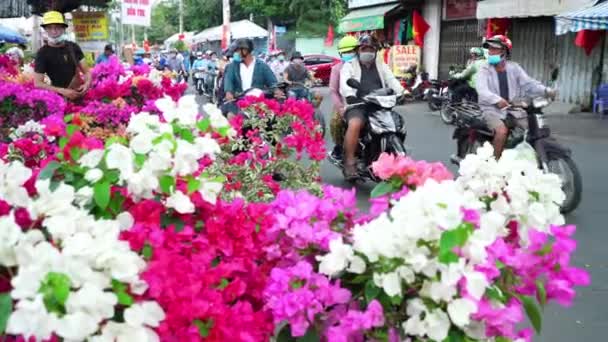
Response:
[105,144,134,180]
[447,298,477,328]
[0,160,32,207]
[79,149,105,169]
[84,168,104,183]
[166,190,195,214]
[6,295,59,341]
[55,311,99,341]
[199,180,223,205]
[0,214,24,267]
[155,95,198,126]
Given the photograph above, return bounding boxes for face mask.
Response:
[488,54,502,65]
[341,52,355,62]
[278,55,285,61]
[197,56,202,59]
[232,53,242,63]
[47,33,68,45]
[293,59,304,65]
[359,52,375,64]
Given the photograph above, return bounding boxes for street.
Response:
[194,87,608,341]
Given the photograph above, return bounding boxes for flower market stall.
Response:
[0,51,590,342]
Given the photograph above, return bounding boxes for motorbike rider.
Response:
[192,51,207,90]
[340,35,405,181]
[222,38,279,116]
[271,51,289,82]
[284,51,313,100]
[205,51,219,94]
[451,47,485,103]
[328,35,359,164]
[165,48,186,81]
[476,35,556,159]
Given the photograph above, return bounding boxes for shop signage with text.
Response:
[72,11,109,52]
[391,45,421,78]
[121,0,152,27]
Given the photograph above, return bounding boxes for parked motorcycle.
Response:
[329,79,407,182]
[400,69,432,102]
[450,96,582,213]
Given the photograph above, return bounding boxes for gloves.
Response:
[346,96,360,105]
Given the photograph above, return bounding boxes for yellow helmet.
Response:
[337,36,358,53]
[41,11,68,27]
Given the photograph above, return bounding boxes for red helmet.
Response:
[483,35,512,52]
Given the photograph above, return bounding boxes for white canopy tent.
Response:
[164,31,195,49]
[192,19,268,44]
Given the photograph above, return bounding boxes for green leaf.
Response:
[364,280,381,303]
[39,161,61,180]
[193,318,214,338]
[519,295,542,334]
[63,114,73,123]
[370,181,395,198]
[66,124,79,136]
[536,280,547,307]
[117,291,135,306]
[390,294,403,306]
[443,328,465,342]
[187,177,201,194]
[38,272,71,315]
[485,286,507,304]
[297,328,320,342]
[94,181,111,210]
[134,153,147,168]
[216,278,230,290]
[495,337,512,342]
[0,293,13,334]
[439,224,472,264]
[196,118,211,132]
[142,243,153,260]
[159,175,175,194]
[218,126,230,137]
[112,280,134,306]
[58,136,68,149]
[70,147,83,161]
[180,128,195,143]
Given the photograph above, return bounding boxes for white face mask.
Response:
[47,33,68,45]
[359,52,376,64]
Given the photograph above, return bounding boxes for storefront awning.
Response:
[476,0,597,19]
[339,3,400,33]
[555,1,608,35]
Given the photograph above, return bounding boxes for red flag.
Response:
[412,10,430,47]
[575,29,604,56]
[324,25,334,47]
[486,18,511,37]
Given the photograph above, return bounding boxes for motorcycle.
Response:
[204,67,219,103]
[400,70,432,102]
[426,79,449,112]
[329,79,408,182]
[450,96,582,214]
[277,82,326,138]
[193,68,206,95]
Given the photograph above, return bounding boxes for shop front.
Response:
[438,0,481,78]
[339,0,442,79]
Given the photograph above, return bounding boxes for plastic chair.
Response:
[593,84,608,118]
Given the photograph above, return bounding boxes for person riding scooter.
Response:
[451,47,485,103]
[192,51,208,94]
[340,34,405,181]
[476,35,556,159]
[284,51,313,100]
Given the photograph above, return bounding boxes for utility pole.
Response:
[222,0,230,49]
[179,0,184,34]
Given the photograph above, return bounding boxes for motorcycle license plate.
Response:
[195,72,204,78]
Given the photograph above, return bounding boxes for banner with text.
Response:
[391,45,421,78]
[122,0,152,27]
[72,11,109,52]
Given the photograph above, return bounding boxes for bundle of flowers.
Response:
[205,96,326,202]
[0,80,66,134]
[309,143,589,341]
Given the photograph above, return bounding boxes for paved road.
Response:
[314,88,608,342]
[194,86,608,341]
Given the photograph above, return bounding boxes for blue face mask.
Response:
[232,53,242,63]
[341,53,355,62]
[488,54,502,65]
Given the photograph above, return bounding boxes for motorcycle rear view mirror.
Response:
[347,78,362,90]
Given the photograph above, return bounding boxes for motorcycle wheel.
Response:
[546,152,582,214]
[440,104,455,125]
[388,134,407,156]
[428,98,441,112]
